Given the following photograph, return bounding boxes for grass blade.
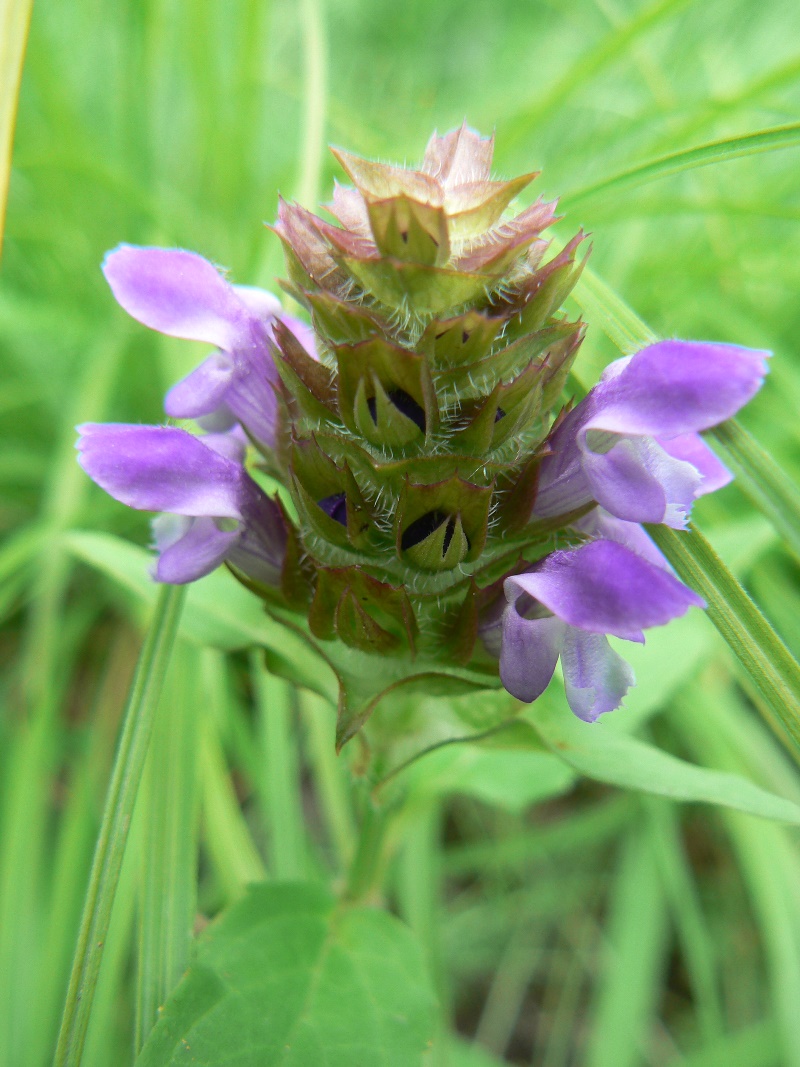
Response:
[296,0,327,210]
[0,0,34,259]
[135,642,200,1054]
[648,524,800,753]
[54,584,186,1067]
[567,122,800,208]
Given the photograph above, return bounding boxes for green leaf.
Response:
[404,744,575,813]
[529,694,800,823]
[648,524,800,753]
[136,883,437,1067]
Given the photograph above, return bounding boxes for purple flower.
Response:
[533,340,769,528]
[102,245,316,447]
[76,423,286,585]
[499,540,705,721]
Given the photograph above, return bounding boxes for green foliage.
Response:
[136,883,437,1067]
[4,0,800,1064]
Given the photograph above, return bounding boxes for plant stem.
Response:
[54,585,185,1067]
[648,524,800,753]
[343,790,390,904]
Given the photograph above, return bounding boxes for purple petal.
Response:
[574,509,670,570]
[196,405,238,433]
[506,540,705,642]
[587,340,769,440]
[499,611,565,703]
[103,246,246,349]
[232,285,282,320]
[76,423,247,518]
[581,433,702,527]
[531,406,593,520]
[227,507,286,586]
[658,432,732,496]
[560,628,635,722]
[152,513,192,552]
[153,515,240,584]
[222,367,280,449]
[164,351,236,419]
[199,427,248,464]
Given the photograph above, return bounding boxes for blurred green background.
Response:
[3,0,800,1063]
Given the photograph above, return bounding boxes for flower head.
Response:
[78,126,769,737]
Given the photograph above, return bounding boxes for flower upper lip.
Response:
[534,339,770,527]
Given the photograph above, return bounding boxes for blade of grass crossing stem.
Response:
[570,263,657,358]
[135,640,200,1054]
[251,655,308,880]
[711,420,800,560]
[647,524,800,753]
[585,818,671,1067]
[54,584,186,1067]
[566,122,800,208]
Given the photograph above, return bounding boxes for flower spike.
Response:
[79,126,769,737]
